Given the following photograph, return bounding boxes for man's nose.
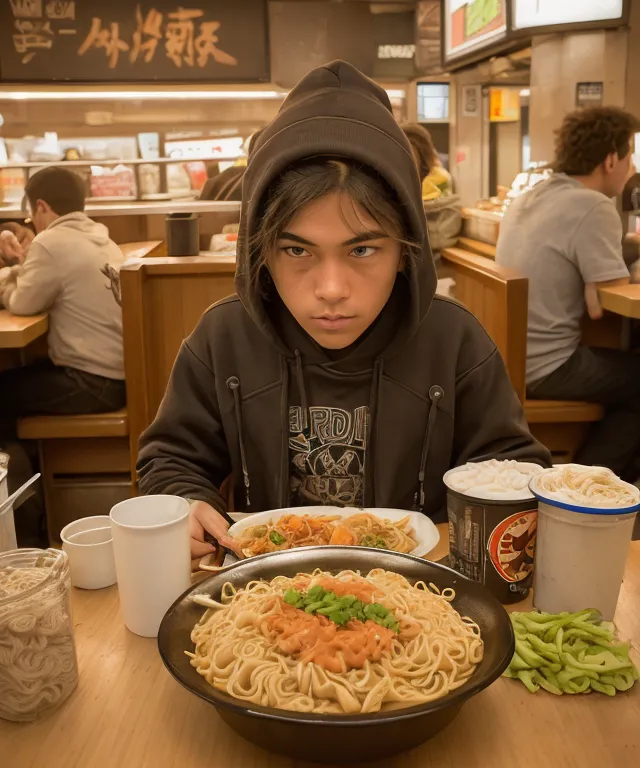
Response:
[314,258,350,304]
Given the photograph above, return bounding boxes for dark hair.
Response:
[25,166,86,216]
[250,158,417,284]
[401,123,439,182]
[554,106,640,175]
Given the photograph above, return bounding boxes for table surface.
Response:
[598,284,640,319]
[2,525,639,768]
[0,310,48,349]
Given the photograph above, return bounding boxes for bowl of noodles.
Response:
[158,547,514,763]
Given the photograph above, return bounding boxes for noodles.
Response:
[235,513,418,557]
[445,460,542,501]
[0,550,79,722]
[534,464,640,508]
[188,569,483,714]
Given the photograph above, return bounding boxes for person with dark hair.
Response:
[497,106,640,476]
[402,123,461,254]
[200,130,263,202]
[137,61,549,558]
[0,166,126,544]
[401,123,453,199]
[0,165,125,420]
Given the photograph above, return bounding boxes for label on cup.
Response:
[487,510,537,583]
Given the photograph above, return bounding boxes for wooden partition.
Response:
[441,247,604,461]
[441,247,528,401]
[120,255,236,479]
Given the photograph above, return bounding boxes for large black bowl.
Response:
[158,547,514,763]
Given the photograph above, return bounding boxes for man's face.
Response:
[267,191,404,350]
[29,199,57,234]
[604,140,636,197]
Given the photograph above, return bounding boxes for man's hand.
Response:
[0,230,26,266]
[188,500,244,559]
[584,283,603,320]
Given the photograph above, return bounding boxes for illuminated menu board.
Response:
[443,0,508,64]
[512,0,625,31]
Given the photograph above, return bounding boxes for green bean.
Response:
[502,610,638,697]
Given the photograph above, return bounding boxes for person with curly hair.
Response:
[497,106,640,477]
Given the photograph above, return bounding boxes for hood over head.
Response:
[44,211,111,247]
[235,60,436,361]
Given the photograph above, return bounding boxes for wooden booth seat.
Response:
[440,248,604,462]
[17,409,132,543]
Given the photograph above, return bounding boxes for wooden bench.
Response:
[440,247,603,461]
[17,409,132,543]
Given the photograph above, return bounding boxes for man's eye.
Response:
[351,246,377,258]
[283,246,310,258]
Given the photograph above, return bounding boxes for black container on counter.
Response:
[166,212,199,256]
[443,466,539,604]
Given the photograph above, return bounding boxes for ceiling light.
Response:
[0,90,288,101]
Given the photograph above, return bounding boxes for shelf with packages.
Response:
[0,155,239,205]
[0,200,241,247]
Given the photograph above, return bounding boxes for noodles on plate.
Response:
[187,569,483,714]
[235,513,418,557]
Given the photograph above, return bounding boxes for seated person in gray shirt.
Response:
[497,106,639,478]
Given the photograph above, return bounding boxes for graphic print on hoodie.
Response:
[137,61,550,520]
[289,404,368,506]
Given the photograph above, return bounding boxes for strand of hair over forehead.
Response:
[250,158,418,266]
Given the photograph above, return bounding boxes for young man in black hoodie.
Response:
[138,61,550,558]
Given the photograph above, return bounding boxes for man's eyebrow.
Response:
[341,231,389,246]
[279,232,316,246]
[278,230,389,247]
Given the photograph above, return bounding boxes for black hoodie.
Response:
[137,61,550,519]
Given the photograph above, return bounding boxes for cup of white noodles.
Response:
[443,460,543,604]
[0,548,79,722]
[530,464,640,621]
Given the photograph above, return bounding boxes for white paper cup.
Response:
[61,515,117,590]
[530,475,640,621]
[110,495,191,637]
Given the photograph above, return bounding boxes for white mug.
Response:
[110,495,191,637]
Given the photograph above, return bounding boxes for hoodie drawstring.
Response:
[364,358,384,507]
[294,350,309,417]
[416,385,443,514]
[227,376,251,509]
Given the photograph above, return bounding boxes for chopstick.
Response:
[216,508,236,528]
[202,506,245,560]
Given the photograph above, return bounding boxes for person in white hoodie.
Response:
[0,166,125,422]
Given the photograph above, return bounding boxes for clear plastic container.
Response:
[0,548,79,721]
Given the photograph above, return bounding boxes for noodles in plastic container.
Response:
[0,548,79,722]
[443,461,543,604]
[530,464,640,620]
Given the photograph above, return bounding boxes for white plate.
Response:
[226,506,440,559]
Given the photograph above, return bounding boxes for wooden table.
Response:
[598,284,640,319]
[0,310,48,349]
[2,526,639,768]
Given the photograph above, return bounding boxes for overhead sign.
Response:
[444,0,508,63]
[0,0,270,82]
[490,87,520,122]
[512,0,625,30]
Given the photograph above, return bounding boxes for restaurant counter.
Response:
[0,200,241,246]
[1,524,638,768]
